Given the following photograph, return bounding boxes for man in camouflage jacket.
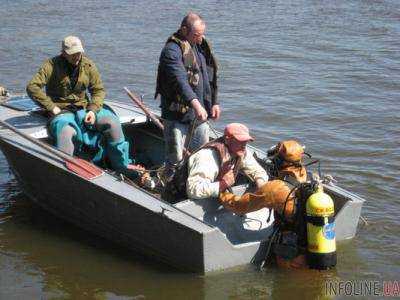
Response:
[27,36,140,177]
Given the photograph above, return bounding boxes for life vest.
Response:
[203,137,241,182]
[162,138,239,201]
[155,31,218,116]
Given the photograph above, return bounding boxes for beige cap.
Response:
[61,36,84,55]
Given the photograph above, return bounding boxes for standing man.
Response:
[27,36,141,178]
[155,12,220,177]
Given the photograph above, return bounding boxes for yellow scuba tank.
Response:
[305,184,337,269]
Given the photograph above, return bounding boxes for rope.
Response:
[182,117,198,160]
[360,215,368,226]
[207,120,219,139]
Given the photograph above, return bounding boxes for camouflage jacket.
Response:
[26,55,105,112]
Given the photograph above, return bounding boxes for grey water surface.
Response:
[0,0,399,299]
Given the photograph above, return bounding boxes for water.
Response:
[0,0,399,299]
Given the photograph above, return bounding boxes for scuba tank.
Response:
[305,183,337,270]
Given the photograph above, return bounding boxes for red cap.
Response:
[224,123,254,142]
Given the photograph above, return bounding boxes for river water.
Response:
[0,0,399,299]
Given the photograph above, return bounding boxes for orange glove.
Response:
[219,180,295,218]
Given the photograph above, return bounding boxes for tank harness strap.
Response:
[305,215,335,226]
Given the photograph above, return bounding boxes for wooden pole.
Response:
[124,87,164,131]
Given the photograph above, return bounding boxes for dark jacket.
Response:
[156,33,218,122]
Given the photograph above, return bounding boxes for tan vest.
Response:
[203,138,241,182]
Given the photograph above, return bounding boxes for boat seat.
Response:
[2,96,149,140]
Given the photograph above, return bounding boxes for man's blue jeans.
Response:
[163,119,209,168]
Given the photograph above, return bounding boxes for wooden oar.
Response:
[124,87,164,130]
[0,120,104,180]
[124,87,197,158]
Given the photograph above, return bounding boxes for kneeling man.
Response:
[186,123,268,199]
[27,36,139,177]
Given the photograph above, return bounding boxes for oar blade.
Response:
[0,119,104,180]
[65,158,104,180]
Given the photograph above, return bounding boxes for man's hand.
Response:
[84,111,96,125]
[52,106,61,116]
[219,169,235,192]
[127,164,146,171]
[0,86,6,96]
[211,104,221,120]
[191,99,208,121]
[139,172,151,187]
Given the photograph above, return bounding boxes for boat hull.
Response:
[0,137,208,271]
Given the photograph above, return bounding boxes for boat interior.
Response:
[0,95,357,244]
